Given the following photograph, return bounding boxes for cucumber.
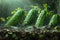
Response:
[35,10,46,27]
[45,11,54,25]
[5,9,26,26]
[23,9,38,25]
[48,14,58,26]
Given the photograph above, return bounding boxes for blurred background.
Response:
[0,0,60,26]
[0,0,59,17]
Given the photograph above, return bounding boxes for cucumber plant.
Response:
[35,10,46,27]
[23,9,39,26]
[5,9,26,27]
[48,14,58,26]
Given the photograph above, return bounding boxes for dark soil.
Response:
[0,29,60,40]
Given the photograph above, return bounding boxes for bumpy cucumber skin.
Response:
[35,10,46,27]
[48,14,58,26]
[5,9,25,26]
[23,9,38,25]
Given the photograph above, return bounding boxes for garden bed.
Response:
[0,26,60,40]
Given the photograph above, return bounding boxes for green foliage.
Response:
[4,4,59,28]
[0,17,5,22]
[11,7,22,15]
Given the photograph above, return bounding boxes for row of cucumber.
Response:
[5,8,59,28]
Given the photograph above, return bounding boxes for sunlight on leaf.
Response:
[17,7,22,10]
[0,17,5,22]
[43,4,48,8]
[11,11,16,14]
[11,7,22,15]
[7,16,11,20]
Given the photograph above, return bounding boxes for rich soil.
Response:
[0,29,60,40]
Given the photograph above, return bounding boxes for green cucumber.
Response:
[35,10,46,27]
[23,9,38,25]
[45,11,54,25]
[48,14,58,26]
[5,9,26,26]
